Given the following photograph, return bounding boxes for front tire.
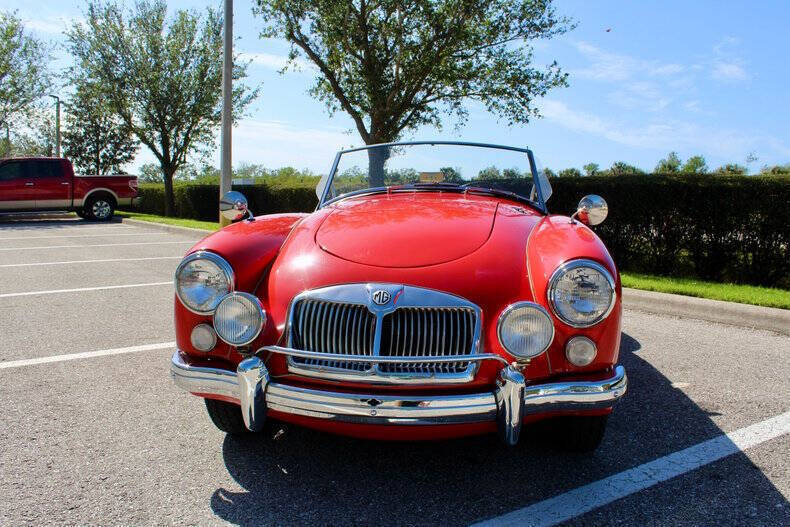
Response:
[75,208,88,219]
[550,415,609,452]
[204,398,250,435]
[85,195,115,221]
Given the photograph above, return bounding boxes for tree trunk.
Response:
[367,145,391,188]
[162,164,177,217]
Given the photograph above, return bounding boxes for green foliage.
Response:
[760,164,790,176]
[582,163,599,177]
[602,161,644,176]
[714,163,748,175]
[66,0,257,215]
[62,81,139,174]
[655,151,682,173]
[124,182,317,220]
[681,155,707,174]
[439,166,463,183]
[255,0,572,146]
[0,11,52,139]
[558,167,581,178]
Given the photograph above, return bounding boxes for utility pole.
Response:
[219,0,233,226]
[48,94,61,157]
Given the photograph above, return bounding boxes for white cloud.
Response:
[539,99,790,160]
[23,15,82,35]
[712,61,749,81]
[572,41,686,82]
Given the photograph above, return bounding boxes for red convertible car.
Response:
[171,142,627,451]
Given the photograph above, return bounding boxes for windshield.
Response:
[317,142,549,212]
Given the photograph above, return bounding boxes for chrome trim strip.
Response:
[264,345,510,366]
[547,259,617,329]
[171,352,627,437]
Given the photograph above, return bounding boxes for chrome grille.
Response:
[285,283,482,384]
[379,307,475,374]
[290,299,376,372]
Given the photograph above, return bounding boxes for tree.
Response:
[604,161,644,176]
[0,11,52,138]
[714,163,747,176]
[681,155,707,174]
[541,167,556,179]
[655,151,682,173]
[67,0,257,215]
[62,81,139,174]
[255,0,572,186]
[439,166,463,183]
[558,167,581,177]
[759,164,790,176]
[582,163,599,177]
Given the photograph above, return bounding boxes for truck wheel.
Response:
[86,195,115,221]
[204,398,251,435]
[551,415,609,452]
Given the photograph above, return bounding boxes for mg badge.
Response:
[371,289,391,305]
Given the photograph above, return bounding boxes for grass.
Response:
[621,272,790,310]
[114,211,789,309]
[116,211,219,231]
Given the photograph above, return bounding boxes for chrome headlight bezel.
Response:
[213,292,266,346]
[174,251,235,315]
[547,259,616,328]
[497,301,555,360]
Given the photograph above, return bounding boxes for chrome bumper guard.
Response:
[170,349,627,445]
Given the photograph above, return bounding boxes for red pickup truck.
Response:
[0,157,138,220]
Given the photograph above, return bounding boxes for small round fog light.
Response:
[191,323,217,352]
[565,336,597,366]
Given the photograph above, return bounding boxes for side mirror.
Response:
[572,194,608,226]
[220,191,252,222]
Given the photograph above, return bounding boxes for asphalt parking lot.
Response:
[0,214,788,526]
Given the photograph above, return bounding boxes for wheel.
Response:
[75,208,88,219]
[85,195,115,221]
[550,415,609,452]
[204,398,250,435]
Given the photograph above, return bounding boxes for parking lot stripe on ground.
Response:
[473,411,790,527]
[0,342,175,370]
[0,241,193,251]
[0,256,183,268]
[0,232,167,240]
[0,281,172,298]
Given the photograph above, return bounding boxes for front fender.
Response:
[175,213,308,360]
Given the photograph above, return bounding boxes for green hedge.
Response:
[123,176,790,288]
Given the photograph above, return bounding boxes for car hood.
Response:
[316,194,498,267]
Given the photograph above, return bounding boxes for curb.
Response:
[119,217,213,240]
[622,288,790,336]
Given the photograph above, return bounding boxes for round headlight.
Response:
[213,292,266,346]
[175,251,234,314]
[190,323,217,352]
[548,260,616,328]
[497,302,554,360]
[565,336,597,366]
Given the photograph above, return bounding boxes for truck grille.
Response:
[285,284,481,383]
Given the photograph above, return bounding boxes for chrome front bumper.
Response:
[170,351,627,445]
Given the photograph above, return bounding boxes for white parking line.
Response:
[0,342,175,370]
[473,411,790,527]
[0,281,172,298]
[0,256,182,268]
[0,241,193,251]
[0,232,165,240]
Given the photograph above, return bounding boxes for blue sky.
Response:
[9,0,790,174]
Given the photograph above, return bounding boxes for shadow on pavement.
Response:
[0,212,123,227]
[210,333,788,526]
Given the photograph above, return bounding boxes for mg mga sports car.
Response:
[170,141,627,451]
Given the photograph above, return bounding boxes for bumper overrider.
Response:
[171,347,627,445]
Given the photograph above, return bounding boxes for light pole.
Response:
[219,0,233,226]
[48,94,61,158]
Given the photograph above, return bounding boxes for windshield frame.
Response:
[316,141,548,214]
